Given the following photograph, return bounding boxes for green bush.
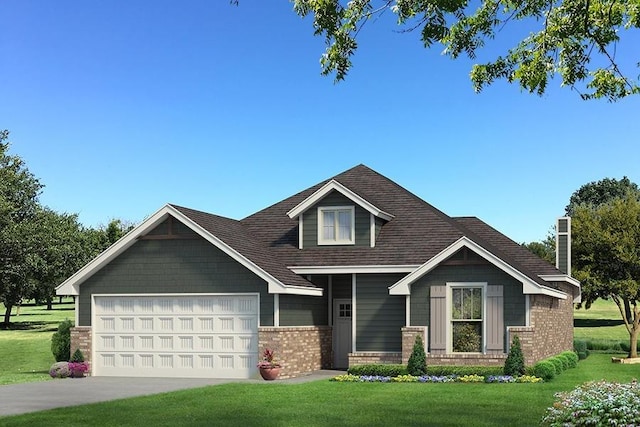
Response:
[407,335,427,376]
[532,360,556,381]
[548,357,564,374]
[574,340,589,360]
[556,354,570,371]
[51,319,73,362]
[70,348,85,363]
[504,335,525,376]
[426,366,503,377]
[348,364,408,377]
[542,381,640,426]
[561,351,579,368]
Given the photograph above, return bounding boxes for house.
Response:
[56,165,580,379]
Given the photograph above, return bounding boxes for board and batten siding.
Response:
[410,265,526,352]
[301,190,371,248]
[355,273,405,352]
[78,237,274,327]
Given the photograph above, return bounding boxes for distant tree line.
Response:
[0,130,133,327]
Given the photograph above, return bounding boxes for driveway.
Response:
[0,371,342,417]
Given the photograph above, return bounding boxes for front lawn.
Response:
[0,300,75,385]
[0,353,637,427]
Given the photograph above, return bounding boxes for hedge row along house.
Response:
[56,165,580,378]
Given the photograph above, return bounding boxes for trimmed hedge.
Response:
[348,364,408,377]
[532,360,556,381]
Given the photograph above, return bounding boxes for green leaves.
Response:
[292,0,640,100]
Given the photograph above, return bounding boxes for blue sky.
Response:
[1,1,638,244]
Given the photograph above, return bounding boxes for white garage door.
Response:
[92,294,259,378]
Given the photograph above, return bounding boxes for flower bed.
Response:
[330,374,542,383]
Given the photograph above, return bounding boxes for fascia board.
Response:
[389,236,568,300]
[289,265,420,275]
[286,180,394,221]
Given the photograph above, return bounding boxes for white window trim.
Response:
[446,282,487,354]
[317,206,355,245]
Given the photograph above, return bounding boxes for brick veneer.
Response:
[349,352,402,365]
[258,326,332,379]
[70,326,92,375]
[402,326,427,364]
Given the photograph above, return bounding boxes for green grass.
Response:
[574,298,628,342]
[0,300,75,385]
[0,353,637,427]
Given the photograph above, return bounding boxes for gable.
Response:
[389,237,569,299]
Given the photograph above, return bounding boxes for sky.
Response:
[1,1,638,244]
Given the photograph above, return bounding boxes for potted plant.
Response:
[257,348,281,380]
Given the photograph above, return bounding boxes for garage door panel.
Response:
[93,294,259,378]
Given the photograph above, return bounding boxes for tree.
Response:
[0,131,43,326]
[566,177,640,216]
[290,0,640,101]
[573,194,640,357]
[524,233,555,264]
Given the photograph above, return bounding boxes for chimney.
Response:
[556,217,571,275]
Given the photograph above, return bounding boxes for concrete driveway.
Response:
[0,371,342,417]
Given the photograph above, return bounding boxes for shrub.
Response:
[560,351,579,368]
[348,364,408,377]
[548,357,564,374]
[70,348,85,363]
[532,360,556,381]
[49,362,71,379]
[51,319,73,362]
[574,339,590,360]
[407,335,427,376]
[556,354,570,371]
[541,381,640,426]
[504,335,525,376]
[426,366,503,377]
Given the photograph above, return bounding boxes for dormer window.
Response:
[318,206,354,245]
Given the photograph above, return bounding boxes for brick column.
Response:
[402,326,427,364]
[508,327,535,366]
[70,326,92,374]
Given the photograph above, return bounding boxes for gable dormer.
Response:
[286,180,394,249]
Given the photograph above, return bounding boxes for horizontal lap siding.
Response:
[410,265,525,350]
[78,237,273,327]
[280,289,328,326]
[356,274,405,352]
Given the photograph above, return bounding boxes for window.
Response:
[451,286,483,352]
[318,206,355,245]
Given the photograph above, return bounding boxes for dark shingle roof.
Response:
[174,164,565,288]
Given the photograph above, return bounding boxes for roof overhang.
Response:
[539,274,582,303]
[56,204,322,297]
[388,236,568,300]
[289,265,420,275]
[286,179,394,221]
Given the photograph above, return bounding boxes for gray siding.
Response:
[410,265,526,350]
[78,237,274,327]
[557,234,569,273]
[356,273,405,352]
[280,282,329,326]
[301,191,371,248]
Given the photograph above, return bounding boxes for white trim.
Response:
[370,214,375,248]
[274,294,280,327]
[388,236,568,300]
[317,206,355,245]
[352,273,357,353]
[56,204,322,297]
[286,179,394,221]
[289,265,420,275]
[446,282,487,354]
[298,213,304,249]
[328,275,333,327]
[525,295,531,326]
[75,295,80,326]
[406,295,410,326]
[539,275,580,287]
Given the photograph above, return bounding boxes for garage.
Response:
[92,294,259,378]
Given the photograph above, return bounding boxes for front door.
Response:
[333,299,352,369]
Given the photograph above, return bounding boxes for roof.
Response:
[57,164,578,299]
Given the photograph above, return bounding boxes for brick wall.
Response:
[401,326,427,364]
[258,326,332,379]
[349,352,402,366]
[70,326,92,375]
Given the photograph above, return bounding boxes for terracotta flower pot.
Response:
[259,366,281,380]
